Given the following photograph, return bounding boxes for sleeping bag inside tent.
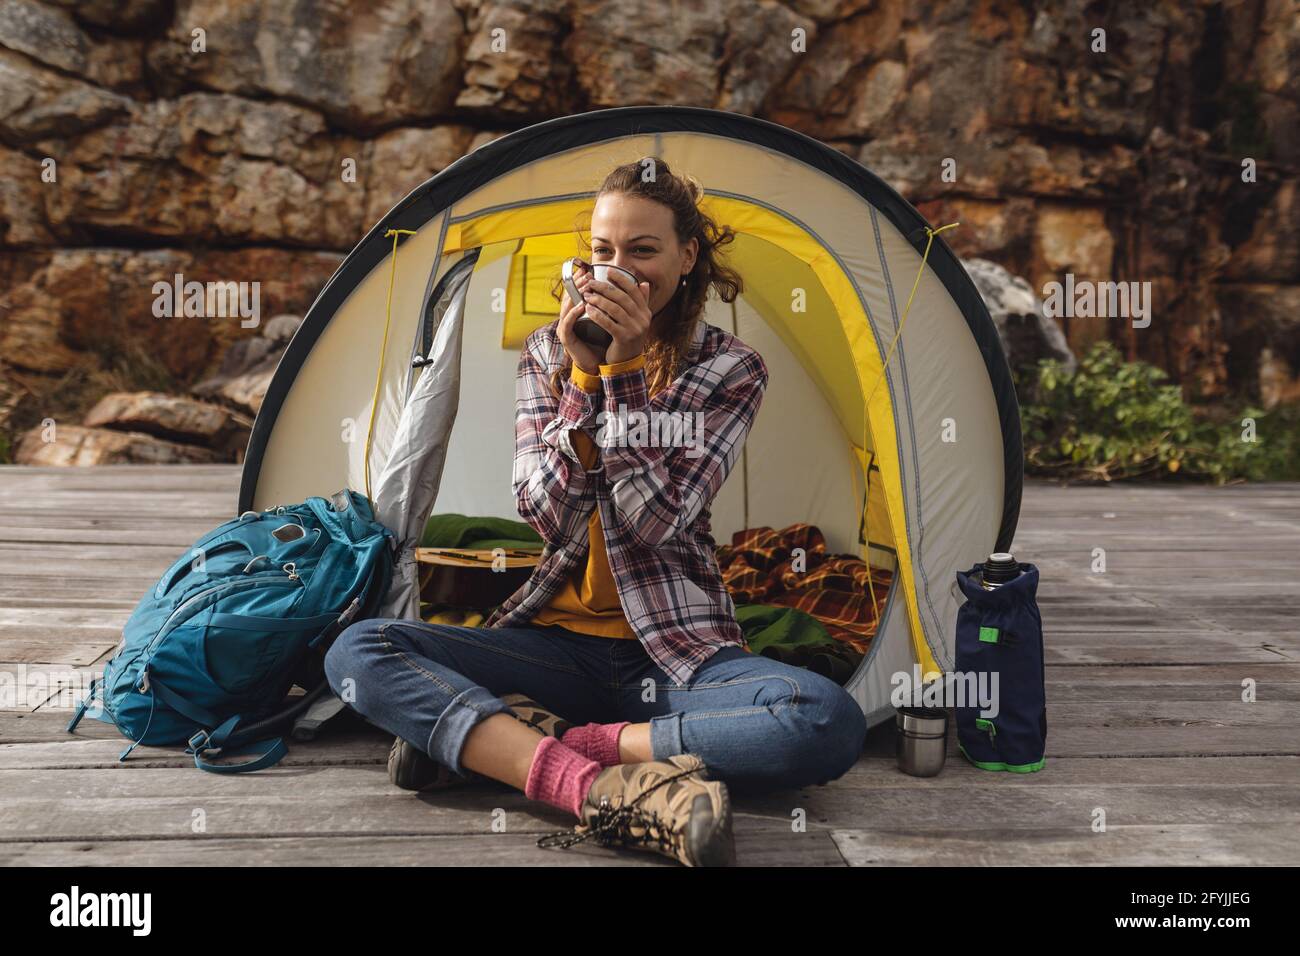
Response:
[238,106,1022,728]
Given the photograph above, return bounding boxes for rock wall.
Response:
[2,0,1297,460]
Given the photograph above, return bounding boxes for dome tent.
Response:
[239,106,1022,729]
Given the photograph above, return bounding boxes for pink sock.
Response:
[560,721,630,767]
[524,736,603,819]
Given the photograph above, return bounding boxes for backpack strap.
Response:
[118,691,158,763]
[307,549,386,651]
[192,738,288,774]
[148,670,221,728]
[148,676,290,774]
[309,600,358,650]
[186,716,289,774]
[146,650,310,775]
[65,677,100,733]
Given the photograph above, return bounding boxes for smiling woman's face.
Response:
[589,192,698,329]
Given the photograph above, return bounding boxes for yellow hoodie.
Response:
[529,353,647,639]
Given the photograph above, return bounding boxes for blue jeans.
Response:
[324,618,867,795]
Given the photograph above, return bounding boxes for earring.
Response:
[679,276,687,287]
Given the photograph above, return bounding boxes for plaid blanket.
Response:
[715,524,893,655]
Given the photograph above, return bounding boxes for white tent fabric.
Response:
[372,260,471,619]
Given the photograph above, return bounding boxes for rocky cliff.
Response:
[2,0,1296,462]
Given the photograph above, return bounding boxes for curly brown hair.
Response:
[547,158,744,398]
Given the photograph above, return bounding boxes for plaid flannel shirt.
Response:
[482,317,770,686]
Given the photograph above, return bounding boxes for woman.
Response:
[325,159,868,867]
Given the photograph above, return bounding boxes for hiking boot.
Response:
[388,734,468,791]
[536,754,735,867]
[387,692,571,792]
[499,693,575,740]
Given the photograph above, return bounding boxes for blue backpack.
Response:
[67,490,394,773]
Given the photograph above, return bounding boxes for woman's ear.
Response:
[683,236,699,274]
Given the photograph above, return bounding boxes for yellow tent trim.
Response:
[441,195,940,679]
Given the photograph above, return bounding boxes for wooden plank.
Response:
[1022,535,1300,547]
[0,497,230,509]
[1045,662,1300,684]
[0,632,123,656]
[0,827,848,867]
[0,501,234,521]
[0,834,673,867]
[0,738,391,770]
[1045,701,1295,726]
[0,708,131,741]
[1048,681,1300,702]
[831,823,1300,865]
[837,755,1300,787]
[732,780,1300,827]
[0,580,153,600]
[0,606,132,628]
[863,721,1299,759]
[0,769,581,841]
[1022,543,1300,557]
[0,544,196,562]
[0,559,184,578]
[1029,552,1300,569]
[0,527,214,547]
[0,464,239,478]
[1045,643,1296,665]
[0,641,116,667]
[2,768,1295,842]
[1038,575,1300,589]
[0,512,240,527]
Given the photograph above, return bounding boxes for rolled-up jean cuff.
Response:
[649,712,684,761]
[427,685,514,775]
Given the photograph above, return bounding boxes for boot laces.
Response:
[536,766,697,853]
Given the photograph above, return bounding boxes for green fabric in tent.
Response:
[421,513,543,551]
[734,603,835,656]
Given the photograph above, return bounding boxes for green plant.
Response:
[1021,342,1300,482]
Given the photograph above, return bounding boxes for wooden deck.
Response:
[1,465,1296,866]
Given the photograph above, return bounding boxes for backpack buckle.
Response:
[188,729,212,753]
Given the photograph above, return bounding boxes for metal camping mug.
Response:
[895,706,949,777]
[560,257,638,349]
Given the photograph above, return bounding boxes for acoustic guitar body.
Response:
[416,548,542,610]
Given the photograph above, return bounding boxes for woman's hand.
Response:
[582,269,652,365]
[557,267,605,374]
